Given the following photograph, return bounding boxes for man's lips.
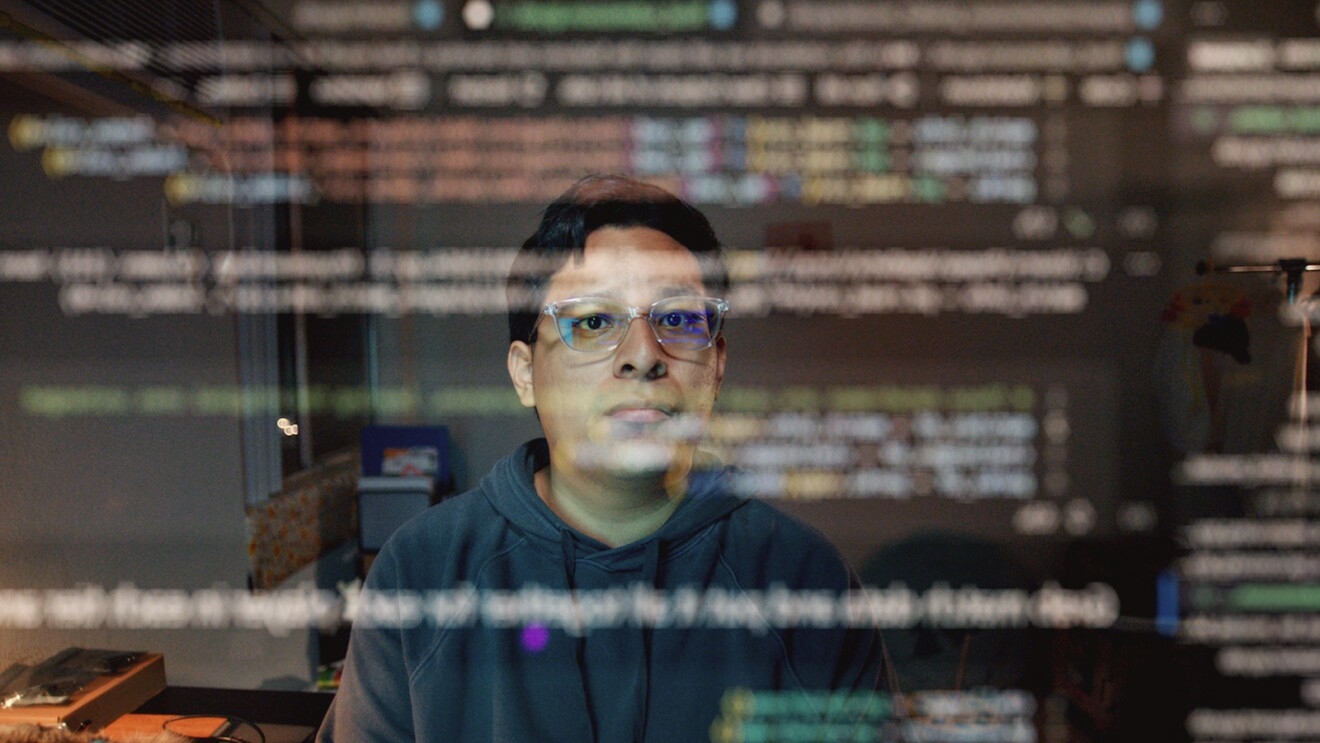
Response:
[590,405,703,444]
[606,407,672,423]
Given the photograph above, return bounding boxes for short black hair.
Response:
[507,175,729,345]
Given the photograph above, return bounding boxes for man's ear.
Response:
[507,341,537,408]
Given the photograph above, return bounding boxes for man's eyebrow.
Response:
[655,284,705,297]
[563,283,705,302]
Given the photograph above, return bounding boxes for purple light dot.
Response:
[521,624,550,653]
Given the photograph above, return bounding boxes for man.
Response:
[318,175,885,742]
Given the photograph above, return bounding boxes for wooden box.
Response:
[0,653,165,733]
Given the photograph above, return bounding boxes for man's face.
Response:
[507,226,727,478]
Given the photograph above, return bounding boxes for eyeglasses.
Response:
[540,296,729,352]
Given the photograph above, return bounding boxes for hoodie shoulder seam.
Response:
[407,533,531,682]
[712,543,814,692]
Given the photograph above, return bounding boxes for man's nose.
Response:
[613,317,667,380]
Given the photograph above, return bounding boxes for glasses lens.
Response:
[651,297,720,349]
[554,299,626,351]
[548,297,726,351]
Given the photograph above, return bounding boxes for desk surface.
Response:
[111,686,332,742]
[105,714,318,743]
[135,685,333,726]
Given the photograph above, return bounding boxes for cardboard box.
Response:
[0,653,165,732]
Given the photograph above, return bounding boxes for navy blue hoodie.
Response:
[318,440,884,742]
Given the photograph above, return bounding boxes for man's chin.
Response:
[573,440,685,476]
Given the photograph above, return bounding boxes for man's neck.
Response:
[534,463,687,547]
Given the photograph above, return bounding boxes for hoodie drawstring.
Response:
[560,530,599,742]
[634,538,663,743]
[561,528,663,743]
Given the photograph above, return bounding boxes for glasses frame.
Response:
[539,295,729,353]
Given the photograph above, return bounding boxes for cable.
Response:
[161,714,268,743]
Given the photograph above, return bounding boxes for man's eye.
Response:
[659,311,703,328]
[574,314,615,332]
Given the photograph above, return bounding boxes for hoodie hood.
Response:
[478,438,748,567]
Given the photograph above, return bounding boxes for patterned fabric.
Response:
[246,449,360,589]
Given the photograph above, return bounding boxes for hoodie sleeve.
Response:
[780,555,892,737]
[790,557,888,694]
[730,502,889,693]
[316,549,417,743]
